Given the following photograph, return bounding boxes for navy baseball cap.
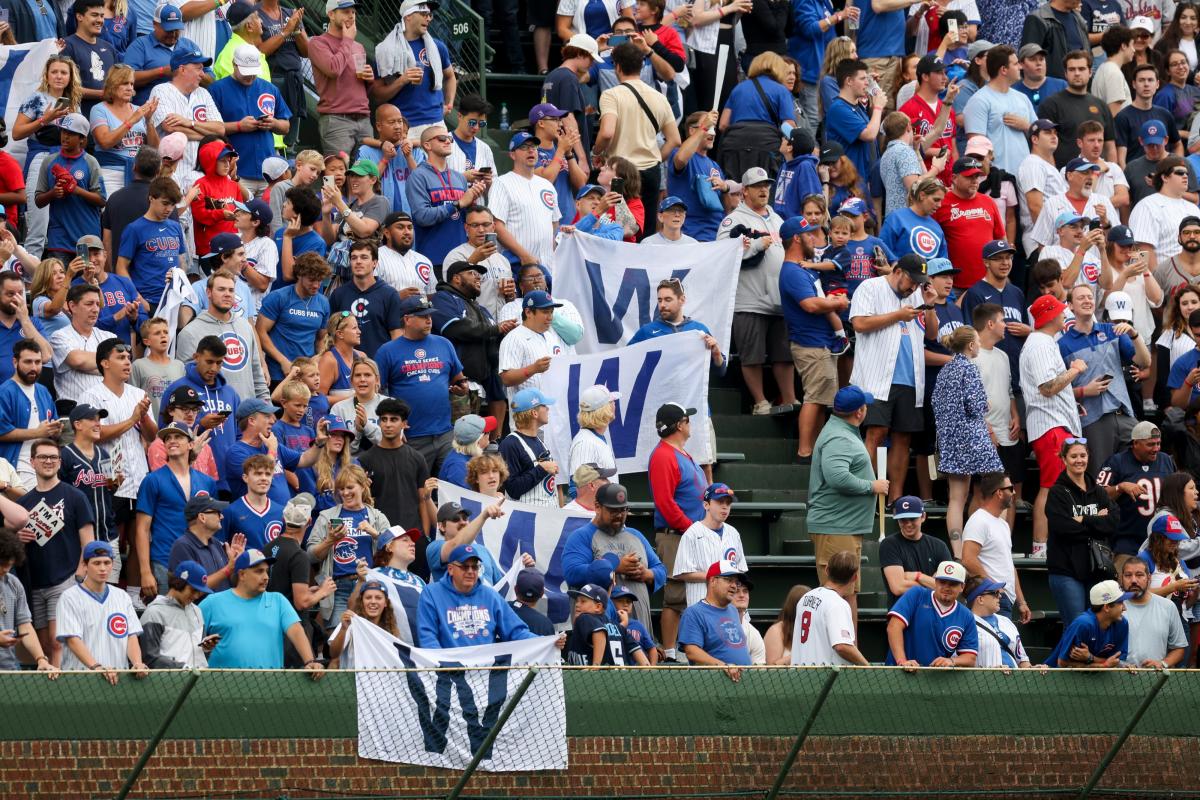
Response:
[522,290,562,310]
[1029,119,1058,135]
[896,253,931,284]
[235,397,280,421]
[610,585,637,601]
[448,544,483,565]
[893,496,925,520]
[154,3,185,30]
[234,198,272,225]
[569,583,610,606]
[184,494,229,519]
[170,48,212,69]
[69,403,108,423]
[833,385,874,413]
[324,415,353,436]
[512,387,555,412]
[167,385,203,408]
[209,232,242,255]
[837,197,868,216]
[1139,120,1167,145]
[515,568,545,600]
[952,156,983,176]
[398,295,435,316]
[915,54,945,78]
[982,239,1016,259]
[508,131,541,151]
[703,482,737,502]
[658,195,688,213]
[1107,225,1136,246]
[234,547,275,571]
[1065,156,1101,173]
[173,560,213,594]
[779,216,819,240]
[575,183,604,201]
[83,540,114,561]
[965,577,1005,604]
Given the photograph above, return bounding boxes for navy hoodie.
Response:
[159,364,240,493]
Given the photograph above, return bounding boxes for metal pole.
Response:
[1077,670,1169,800]
[763,668,841,800]
[446,667,539,800]
[115,670,201,800]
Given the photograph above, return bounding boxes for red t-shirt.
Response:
[0,152,25,231]
[899,94,956,186]
[932,190,1005,289]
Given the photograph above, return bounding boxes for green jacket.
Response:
[806,415,876,535]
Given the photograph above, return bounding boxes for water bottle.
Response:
[845,0,857,32]
[499,102,510,131]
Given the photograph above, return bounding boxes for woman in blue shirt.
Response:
[89,65,158,199]
[30,257,73,339]
[816,35,856,125]
[717,52,797,183]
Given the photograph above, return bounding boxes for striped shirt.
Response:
[50,325,118,402]
[1129,193,1200,261]
[78,381,150,500]
[377,246,435,296]
[488,172,561,269]
[498,323,570,402]
[57,583,143,670]
[149,82,222,176]
[243,235,278,313]
[848,276,926,404]
[685,0,720,54]
[672,520,746,607]
[568,428,618,487]
[1019,330,1081,441]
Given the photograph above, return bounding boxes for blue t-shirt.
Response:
[271,228,327,290]
[225,440,302,506]
[772,155,821,221]
[202,589,300,669]
[1167,348,1200,402]
[118,215,183,306]
[373,333,464,438]
[32,296,70,339]
[220,496,285,552]
[962,86,1037,174]
[832,236,893,297]
[329,279,405,358]
[207,77,292,180]
[878,208,948,261]
[666,148,725,242]
[894,318,916,386]
[885,586,980,665]
[88,103,149,177]
[358,143,425,216]
[72,273,140,344]
[724,77,794,126]
[856,1,905,57]
[1013,77,1069,111]
[259,285,330,382]
[779,261,833,347]
[385,37,452,126]
[326,507,373,578]
[136,467,218,567]
[1045,609,1129,666]
[25,0,60,40]
[40,151,106,254]
[582,0,612,37]
[825,98,877,196]
[272,419,316,495]
[676,600,751,666]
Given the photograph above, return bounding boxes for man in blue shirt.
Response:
[825,59,887,200]
[1045,579,1131,667]
[886,560,979,666]
[330,242,405,359]
[677,559,752,678]
[855,0,916,98]
[224,397,329,505]
[628,273,726,369]
[208,44,292,192]
[374,295,467,475]
[257,252,330,382]
[960,240,1028,394]
[371,0,456,130]
[406,125,487,267]
[1013,43,1068,112]
[667,110,728,242]
[124,5,207,104]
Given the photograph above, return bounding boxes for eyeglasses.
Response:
[33,454,60,462]
[998,485,1016,493]
[451,562,481,571]
[467,119,487,129]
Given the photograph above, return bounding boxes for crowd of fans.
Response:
[1,0,1200,680]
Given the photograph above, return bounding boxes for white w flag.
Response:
[542,330,712,474]
[2,40,62,167]
[348,617,567,771]
[552,232,741,354]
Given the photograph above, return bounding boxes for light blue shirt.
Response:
[962,86,1037,174]
[201,589,300,669]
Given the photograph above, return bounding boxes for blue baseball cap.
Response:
[981,239,1016,259]
[575,183,604,201]
[398,295,435,316]
[360,580,388,596]
[170,48,213,69]
[1151,513,1189,541]
[324,415,353,437]
[154,3,185,30]
[374,525,423,553]
[83,540,114,561]
[515,568,545,600]
[234,547,275,572]
[1065,156,1101,173]
[779,216,819,241]
[522,289,562,310]
[585,558,615,586]
[1054,211,1086,229]
[447,544,482,565]
[965,577,1006,604]
[1139,120,1166,145]
[235,397,280,421]
[658,195,688,213]
[569,582,611,606]
[1107,224,1136,246]
[173,560,213,594]
[508,131,541,151]
[926,257,959,276]
[209,232,242,255]
[703,482,738,502]
[610,585,637,601]
[512,387,555,412]
[837,197,868,216]
[833,385,874,413]
[234,198,273,225]
[892,496,925,520]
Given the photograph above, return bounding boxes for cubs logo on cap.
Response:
[935,560,966,584]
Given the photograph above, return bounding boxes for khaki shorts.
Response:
[31,575,76,629]
[790,343,837,406]
[655,529,686,611]
[811,533,863,593]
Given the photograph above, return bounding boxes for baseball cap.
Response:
[383,211,412,228]
[967,39,995,60]
[818,141,845,165]
[655,402,695,435]
[166,385,203,408]
[741,166,773,186]
[437,501,469,522]
[832,385,874,413]
[512,387,555,412]
[1180,215,1200,233]
[952,156,983,176]
[915,53,946,78]
[965,577,1006,604]
[1054,211,1086,229]
[453,413,497,444]
[892,496,925,520]
[579,384,620,413]
[77,234,103,250]
[1017,43,1046,60]
[1090,579,1134,605]
[158,132,187,162]
[234,547,275,572]
[789,127,817,156]
[173,560,213,594]
[779,216,819,240]
[703,482,737,502]
[587,558,616,586]
[235,397,280,421]
[568,582,610,606]
[1106,224,1136,246]
[1029,118,1059,135]
[1030,295,1068,328]
[1066,157,1102,174]
[154,3,185,30]
[209,232,242,255]
[398,295,435,316]
[83,540,114,561]
[573,462,616,485]
[58,113,90,137]
[447,544,482,565]
[282,493,316,527]
[925,258,959,277]
[1104,290,1134,323]
[575,183,604,201]
[837,197,868,216]
[965,135,994,156]
[508,131,541,151]
[170,48,212,69]
[230,41,261,76]
[1130,15,1154,33]
[595,483,629,509]
[184,494,229,519]
[705,559,743,580]
[522,289,562,310]
[399,0,438,14]
[564,32,604,62]
[934,560,967,584]
[326,0,359,12]
[69,403,108,423]
[1131,420,1161,440]
[609,585,637,601]
[156,421,196,442]
[260,158,288,182]
[1151,513,1189,541]
[528,102,567,126]
[324,416,353,437]
[374,524,422,552]
[515,568,545,600]
[896,253,931,284]
[658,195,688,213]
[445,261,486,281]
[1139,120,1166,145]
[348,159,380,178]
[982,239,1016,259]
[235,197,273,225]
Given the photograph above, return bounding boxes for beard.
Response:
[1183,239,1200,253]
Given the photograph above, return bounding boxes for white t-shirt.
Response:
[1091,61,1132,112]
[243,235,278,313]
[78,381,150,500]
[848,276,926,403]
[789,586,856,666]
[672,520,746,607]
[742,613,766,665]
[1017,154,1068,253]
[376,246,435,296]
[1020,330,1081,441]
[57,583,143,670]
[1129,193,1200,261]
[972,346,1015,447]
[962,507,1016,601]
[488,172,561,269]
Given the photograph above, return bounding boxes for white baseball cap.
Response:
[1130,15,1155,33]
[233,44,262,76]
[1104,290,1134,323]
[934,560,967,584]
[1090,579,1134,606]
[565,33,603,63]
[579,384,621,413]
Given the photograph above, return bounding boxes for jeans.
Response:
[151,560,169,597]
[329,578,355,630]
[1049,573,1089,627]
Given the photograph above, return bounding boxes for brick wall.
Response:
[2,735,1195,799]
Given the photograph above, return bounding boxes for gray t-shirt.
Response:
[0,572,31,670]
[130,356,186,420]
[1123,593,1187,665]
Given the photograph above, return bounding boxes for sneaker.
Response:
[1029,544,1047,560]
[770,403,798,415]
[752,400,771,415]
[829,335,852,356]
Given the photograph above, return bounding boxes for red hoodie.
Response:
[191,140,244,256]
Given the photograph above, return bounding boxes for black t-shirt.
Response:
[100,181,151,262]
[267,535,309,607]
[1037,91,1116,168]
[18,482,95,589]
[565,612,642,665]
[877,532,953,607]
[542,66,590,155]
[358,444,430,577]
[510,601,555,636]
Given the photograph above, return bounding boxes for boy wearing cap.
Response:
[565,583,648,666]
[57,541,148,677]
[438,414,498,488]
[417,543,542,648]
[190,141,249,257]
[611,585,658,661]
[1116,68,1183,171]
[1013,45,1066,111]
[500,388,561,507]
[959,241,1028,395]
[931,155,1005,289]
[965,574,1033,669]
[498,289,571,404]
[792,550,868,666]
[34,113,106,263]
[510,568,556,636]
[773,129,821,222]
[886,560,979,667]
[677,560,752,678]
[141,560,214,669]
[879,496,953,607]
[208,44,292,193]
[899,56,959,187]
[672,483,745,608]
[1045,579,1131,667]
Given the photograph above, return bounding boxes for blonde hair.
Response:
[292,356,317,374]
[909,176,946,205]
[324,311,357,353]
[349,356,380,392]
[467,454,508,492]
[747,52,790,84]
[335,464,374,507]
[577,404,615,431]
[314,432,354,494]
[280,379,312,403]
[295,149,325,169]
[30,258,64,302]
[101,64,134,104]
[39,56,83,111]
[829,215,854,232]
[512,409,539,428]
[943,324,978,354]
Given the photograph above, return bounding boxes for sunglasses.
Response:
[467,119,487,128]
[1172,169,1191,178]
[427,134,452,144]
[1065,437,1088,445]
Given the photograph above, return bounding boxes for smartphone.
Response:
[1100,373,1114,382]
[916,303,935,310]
[936,145,948,159]
[611,176,625,194]
[76,243,89,264]
[256,113,270,121]
[323,175,336,189]
[484,232,498,246]
[873,246,888,262]
[0,9,9,23]
[1088,218,1103,231]
[55,96,70,110]
[947,17,959,40]
[609,34,629,46]
[201,634,220,646]
[477,166,492,174]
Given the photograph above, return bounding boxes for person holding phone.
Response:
[140,560,216,668]
[209,43,292,197]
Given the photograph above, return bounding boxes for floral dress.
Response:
[931,354,1004,476]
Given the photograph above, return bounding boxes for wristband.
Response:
[90,663,103,670]
[305,658,322,666]
[36,656,49,664]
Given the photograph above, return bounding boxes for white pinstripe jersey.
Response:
[447,137,497,174]
[488,172,561,269]
[57,583,143,670]
[442,245,512,319]
[498,323,569,402]
[1019,331,1082,441]
[50,326,118,403]
[673,520,745,607]
[1129,193,1200,262]
[567,428,619,486]
[149,82,223,176]
[848,276,926,404]
[377,246,435,296]
[1027,192,1119,250]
